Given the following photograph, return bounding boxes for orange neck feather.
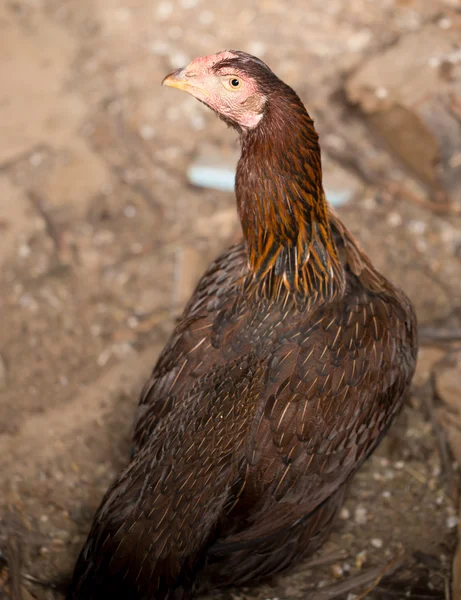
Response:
[236,88,345,306]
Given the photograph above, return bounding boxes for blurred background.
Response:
[1,0,461,598]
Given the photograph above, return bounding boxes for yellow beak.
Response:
[162,68,190,91]
[162,68,210,98]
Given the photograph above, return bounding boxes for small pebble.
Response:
[371,538,383,549]
[408,220,427,235]
[331,563,344,578]
[169,51,190,70]
[18,243,31,258]
[348,29,372,52]
[156,2,173,20]
[149,40,170,56]
[190,113,206,130]
[438,17,452,29]
[52,538,65,547]
[247,41,267,57]
[19,293,38,311]
[387,212,402,227]
[98,348,112,367]
[394,460,405,470]
[428,56,441,68]
[382,490,391,499]
[123,204,137,218]
[354,506,368,525]
[446,516,458,529]
[375,87,388,99]
[140,124,155,140]
[29,151,45,167]
[355,550,367,569]
[339,507,350,520]
[127,316,140,329]
[317,580,328,589]
[342,562,352,573]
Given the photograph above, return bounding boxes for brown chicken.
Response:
[68,51,417,599]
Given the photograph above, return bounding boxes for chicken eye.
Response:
[229,78,241,89]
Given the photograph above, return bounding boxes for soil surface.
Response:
[1,1,460,598]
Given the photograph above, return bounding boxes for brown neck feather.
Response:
[236,86,345,306]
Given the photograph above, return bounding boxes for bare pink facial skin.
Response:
[164,51,266,130]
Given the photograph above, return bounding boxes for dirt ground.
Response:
[1,0,461,598]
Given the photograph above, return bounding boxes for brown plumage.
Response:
[68,51,417,599]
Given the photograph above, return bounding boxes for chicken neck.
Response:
[236,86,346,305]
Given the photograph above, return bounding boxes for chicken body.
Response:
[68,51,417,599]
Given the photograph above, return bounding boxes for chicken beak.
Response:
[162,68,209,98]
[162,68,188,90]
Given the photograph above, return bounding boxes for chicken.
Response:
[67,51,417,599]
